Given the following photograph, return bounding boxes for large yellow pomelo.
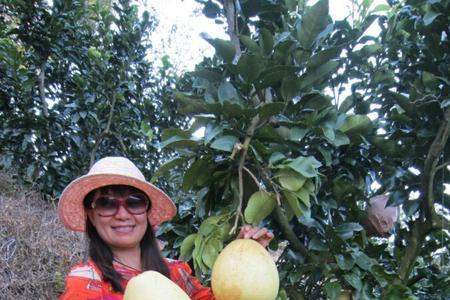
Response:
[211,239,279,300]
[123,270,190,300]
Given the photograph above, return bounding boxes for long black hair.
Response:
[84,185,170,293]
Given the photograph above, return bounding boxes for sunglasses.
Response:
[91,193,150,217]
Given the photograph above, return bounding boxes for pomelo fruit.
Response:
[123,270,190,300]
[211,239,279,300]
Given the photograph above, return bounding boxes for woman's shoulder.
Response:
[66,260,102,281]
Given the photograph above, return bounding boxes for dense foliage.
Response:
[155,0,450,299]
[1,0,449,299]
[0,0,186,195]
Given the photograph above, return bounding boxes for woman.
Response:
[58,156,273,299]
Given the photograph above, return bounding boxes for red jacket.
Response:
[59,259,215,300]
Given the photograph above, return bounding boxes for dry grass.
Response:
[0,173,85,300]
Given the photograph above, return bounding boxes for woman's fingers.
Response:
[238,225,274,247]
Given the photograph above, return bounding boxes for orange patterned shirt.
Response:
[59,259,215,300]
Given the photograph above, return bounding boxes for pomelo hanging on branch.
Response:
[211,239,279,300]
[123,270,190,300]
[363,194,398,237]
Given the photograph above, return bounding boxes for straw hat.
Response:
[58,156,177,232]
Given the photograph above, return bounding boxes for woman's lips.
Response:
[112,225,135,233]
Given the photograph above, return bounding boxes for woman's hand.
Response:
[238,224,274,248]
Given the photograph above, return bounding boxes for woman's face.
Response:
[87,186,149,251]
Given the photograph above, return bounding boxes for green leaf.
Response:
[289,127,307,142]
[180,233,198,260]
[332,131,350,147]
[338,115,372,134]
[372,4,390,13]
[283,190,303,217]
[277,169,307,191]
[173,91,222,115]
[256,65,300,89]
[237,53,265,83]
[151,157,187,182]
[239,35,261,53]
[335,254,355,270]
[321,126,335,142]
[386,91,416,115]
[202,1,221,18]
[309,236,328,251]
[335,222,364,239]
[202,237,222,268]
[296,0,331,50]
[285,156,322,178]
[281,76,299,102]
[260,28,273,55]
[296,188,311,207]
[140,121,153,139]
[269,152,286,167]
[307,46,342,69]
[339,96,354,113]
[258,102,285,120]
[190,67,223,82]
[210,135,239,152]
[244,191,277,225]
[303,180,315,193]
[218,81,239,102]
[344,272,362,290]
[182,159,209,191]
[299,60,340,91]
[324,282,342,300]
[352,250,373,271]
[441,99,450,109]
[204,123,223,145]
[202,36,235,63]
[423,10,441,26]
[160,136,198,150]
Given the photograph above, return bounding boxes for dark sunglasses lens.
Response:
[94,196,118,216]
[126,194,149,214]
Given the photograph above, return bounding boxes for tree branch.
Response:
[436,160,450,171]
[273,206,311,259]
[38,60,49,118]
[395,108,450,284]
[422,108,450,223]
[242,166,261,188]
[89,93,117,167]
[223,0,241,61]
[230,115,260,235]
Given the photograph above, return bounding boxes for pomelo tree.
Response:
[156,0,450,299]
[0,0,187,195]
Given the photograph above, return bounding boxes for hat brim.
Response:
[58,174,176,232]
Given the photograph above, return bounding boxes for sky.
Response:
[146,0,388,71]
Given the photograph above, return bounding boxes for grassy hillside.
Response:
[0,173,84,299]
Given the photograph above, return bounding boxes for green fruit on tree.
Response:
[211,239,279,300]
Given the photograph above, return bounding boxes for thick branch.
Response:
[38,60,49,117]
[223,0,241,60]
[273,206,310,259]
[89,94,117,167]
[396,222,429,282]
[422,108,450,223]
[395,108,450,284]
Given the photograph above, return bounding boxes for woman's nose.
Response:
[114,203,131,219]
